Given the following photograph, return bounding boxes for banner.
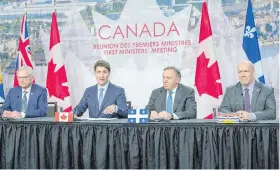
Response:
[0,0,278,116]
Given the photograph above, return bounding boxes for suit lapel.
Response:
[26,85,35,113]
[91,85,99,114]
[99,83,113,113]
[160,89,167,111]
[235,83,244,112]
[251,81,261,112]
[17,87,22,111]
[173,84,182,112]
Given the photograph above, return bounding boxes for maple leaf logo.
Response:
[60,113,67,120]
[46,59,71,100]
[195,52,222,99]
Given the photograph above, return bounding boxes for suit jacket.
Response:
[0,84,48,117]
[73,82,128,118]
[220,81,276,120]
[145,84,196,119]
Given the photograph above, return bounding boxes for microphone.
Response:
[234,93,243,112]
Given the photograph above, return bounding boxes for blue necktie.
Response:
[98,88,104,109]
[244,88,251,112]
[21,91,28,113]
[166,91,173,114]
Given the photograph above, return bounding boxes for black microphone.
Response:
[234,93,243,112]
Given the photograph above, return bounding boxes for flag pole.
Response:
[24,1,27,14]
[53,0,56,12]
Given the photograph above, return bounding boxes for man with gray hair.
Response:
[146,66,196,120]
[0,66,48,118]
[220,60,276,120]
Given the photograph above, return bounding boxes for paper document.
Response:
[76,117,118,121]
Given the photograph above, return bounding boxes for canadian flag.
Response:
[55,112,73,122]
[194,2,223,119]
[46,12,72,112]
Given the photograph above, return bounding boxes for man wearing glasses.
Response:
[0,66,48,118]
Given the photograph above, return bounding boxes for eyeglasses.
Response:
[17,76,30,80]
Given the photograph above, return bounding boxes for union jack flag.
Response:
[14,13,34,86]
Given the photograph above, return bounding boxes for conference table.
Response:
[0,118,278,169]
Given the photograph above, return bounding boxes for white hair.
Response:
[17,66,34,77]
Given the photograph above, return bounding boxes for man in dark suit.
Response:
[73,60,128,118]
[0,66,48,118]
[146,66,196,120]
[220,61,276,120]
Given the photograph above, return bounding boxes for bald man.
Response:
[220,61,276,120]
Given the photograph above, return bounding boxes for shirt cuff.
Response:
[115,105,118,112]
[172,113,179,120]
[249,112,257,120]
[21,112,26,118]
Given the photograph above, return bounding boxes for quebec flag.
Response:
[128,109,148,123]
[242,0,265,84]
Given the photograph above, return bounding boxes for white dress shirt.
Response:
[97,81,109,98]
[242,81,257,120]
[97,81,118,112]
[165,86,179,119]
[21,85,32,118]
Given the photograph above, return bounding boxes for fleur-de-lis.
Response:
[244,25,256,38]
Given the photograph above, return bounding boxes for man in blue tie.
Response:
[73,60,128,118]
[146,66,196,120]
[0,66,48,118]
[220,61,276,120]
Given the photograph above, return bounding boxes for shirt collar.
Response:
[98,81,109,91]
[22,85,32,93]
[168,85,178,94]
[242,80,255,92]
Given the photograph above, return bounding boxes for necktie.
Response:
[166,91,173,114]
[21,91,28,113]
[243,88,251,112]
[98,88,104,109]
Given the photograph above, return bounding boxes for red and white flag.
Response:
[46,12,72,112]
[55,112,73,122]
[14,13,34,86]
[194,2,223,119]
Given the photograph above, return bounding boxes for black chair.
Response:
[126,101,132,109]
[47,102,58,117]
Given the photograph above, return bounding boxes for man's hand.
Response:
[158,111,172,120]
[150,111,158,119]
[236,110,249,121]
[10,111,22,119]
[104,105,116,114]
[2,110,12,117]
